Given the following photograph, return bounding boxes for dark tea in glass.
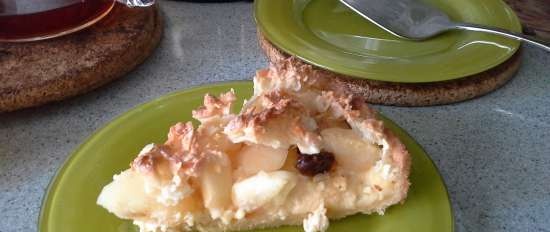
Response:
[0,0,115,42]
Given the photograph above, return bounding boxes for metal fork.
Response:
[340,0,550,52]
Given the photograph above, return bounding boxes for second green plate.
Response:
[255,0,521,83]
[39,82,453,232]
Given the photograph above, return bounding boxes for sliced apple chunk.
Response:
[232,170,297,212]
[321,128,381,171]
[199,152,233,212]
[97,170,153,219]
[235,144,287,176]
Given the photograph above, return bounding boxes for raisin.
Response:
[295,150,335,176]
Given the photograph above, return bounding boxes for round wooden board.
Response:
[258,31,521,106]
[0,3,162,113]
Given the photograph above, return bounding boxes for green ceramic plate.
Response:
[39,82,453,232]
[255,0,521,83]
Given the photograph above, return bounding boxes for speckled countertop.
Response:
[1,1,549,232]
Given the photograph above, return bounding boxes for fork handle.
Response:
[453,22,550,52]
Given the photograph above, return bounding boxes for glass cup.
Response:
[0,0,153,42]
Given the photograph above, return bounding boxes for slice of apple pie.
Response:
[97,60,411,232]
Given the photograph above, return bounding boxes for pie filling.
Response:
[97,60,411,232]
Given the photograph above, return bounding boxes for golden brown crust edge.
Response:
[385,128,411,202]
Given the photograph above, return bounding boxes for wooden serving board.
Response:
[0,3,162,112]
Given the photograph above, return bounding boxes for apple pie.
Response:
[97,60,411,232]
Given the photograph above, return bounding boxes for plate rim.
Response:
[38,81,455,232]
[254,0,522,83]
